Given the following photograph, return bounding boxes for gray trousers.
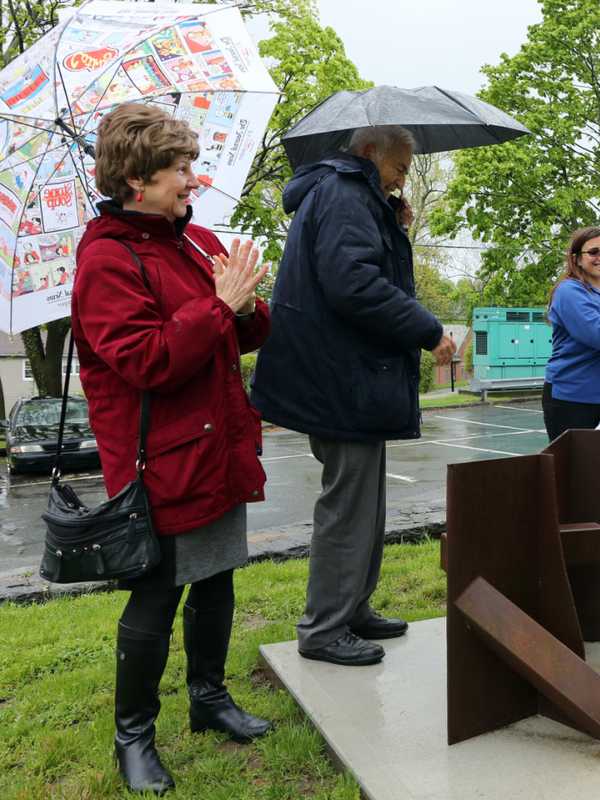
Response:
[296,436,386,650]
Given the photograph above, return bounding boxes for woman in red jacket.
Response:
[71,103,272,795]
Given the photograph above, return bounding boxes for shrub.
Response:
[419,350,435,394]
[463,339,473,375]
[240,352,257,394]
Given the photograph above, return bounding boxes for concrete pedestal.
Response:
[260,618,600,800]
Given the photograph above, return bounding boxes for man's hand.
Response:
[431,334,456,366]
[397,199,414,229]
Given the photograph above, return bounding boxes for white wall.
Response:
[0,357,84,417]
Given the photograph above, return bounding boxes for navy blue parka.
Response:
[251,153,443,442]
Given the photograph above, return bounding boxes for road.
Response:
[0,400,548,577]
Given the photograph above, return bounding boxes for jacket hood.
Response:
[77,201,192,261]
[282,153,382,214]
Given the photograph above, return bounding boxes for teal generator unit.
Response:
[472,307,552,381]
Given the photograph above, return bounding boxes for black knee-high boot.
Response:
[183,602,273,743]
[114,622,175,795]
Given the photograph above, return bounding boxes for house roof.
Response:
[443,324,470,352]
[0,332,25,356]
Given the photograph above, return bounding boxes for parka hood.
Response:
[282,153,382,214]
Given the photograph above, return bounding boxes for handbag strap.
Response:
[52,242,151,485]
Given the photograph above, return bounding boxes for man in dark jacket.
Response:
[252,126,455,666]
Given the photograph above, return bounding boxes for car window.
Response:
[15,399,88,427]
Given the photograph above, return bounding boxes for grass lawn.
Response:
[0,542,445,800]
[420,391,542,410]
[420,393,482,409]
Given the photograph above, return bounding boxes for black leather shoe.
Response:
[299,631,384,666]
[350,612,408,640]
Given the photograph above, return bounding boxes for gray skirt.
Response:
[118,504,248,591]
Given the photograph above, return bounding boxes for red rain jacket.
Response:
[71,203,269,535]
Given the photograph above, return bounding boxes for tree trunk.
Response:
[21,318,71,397]
[0,375,5,420]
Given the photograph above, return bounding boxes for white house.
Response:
[0,332,83,417]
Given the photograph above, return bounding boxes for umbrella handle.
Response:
[54,117,95,159]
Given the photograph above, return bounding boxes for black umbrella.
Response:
[282,85,530,169]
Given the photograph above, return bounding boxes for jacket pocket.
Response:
[352,355,417,431]
[143,423,221,509]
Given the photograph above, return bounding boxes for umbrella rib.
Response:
[195,177,241,206]
[55,58,97,188]
[52,0,96,120]
[432,86,483,123]
[0,130,52,171]
[18,139,74,213]
[55,59,79,140]
[0,140,67,172]
[65,144,98,220]
[65,137,96,213]
[0,115,58,135]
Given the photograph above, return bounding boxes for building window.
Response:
[22,358,79,382]
[62,358,80,376]
[22,359,34,381]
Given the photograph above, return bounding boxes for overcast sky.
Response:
[316,0,543,95]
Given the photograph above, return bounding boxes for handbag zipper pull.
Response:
[127,512,139,543]
[92,543,104,576]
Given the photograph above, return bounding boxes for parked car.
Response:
[1,396,100,475]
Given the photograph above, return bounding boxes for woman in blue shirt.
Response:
[544,226,600,440]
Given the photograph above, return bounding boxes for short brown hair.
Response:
[549,226,600,306]
[94,103,200,202]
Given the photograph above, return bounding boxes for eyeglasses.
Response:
[581,247,600,256]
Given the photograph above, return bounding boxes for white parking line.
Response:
[386,473,417,483]
[261,453,313,462]
[429,441,521,456]
[388,430,541,449]
[432,415,529,431]
[494,405,544,414]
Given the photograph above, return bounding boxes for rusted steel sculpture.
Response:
[445,430,600,745]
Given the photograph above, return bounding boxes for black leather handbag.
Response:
[39,245,161,584]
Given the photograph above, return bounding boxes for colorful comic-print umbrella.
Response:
[0,0,279,334]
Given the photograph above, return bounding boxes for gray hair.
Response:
[347,125,415,156]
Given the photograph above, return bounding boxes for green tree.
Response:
[403,152,479,321]
[231,0,372,263]
[430,0,600,307]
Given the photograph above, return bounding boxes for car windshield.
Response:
[15,399,89,427]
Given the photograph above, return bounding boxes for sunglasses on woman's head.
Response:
[581,247,600,256]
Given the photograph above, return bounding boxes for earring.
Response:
[135,190,144,203]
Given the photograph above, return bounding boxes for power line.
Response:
[414,242,489,251]
[213,229,490,251]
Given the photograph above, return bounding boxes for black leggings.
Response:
[120,568,234,635]
[542,382,600,442]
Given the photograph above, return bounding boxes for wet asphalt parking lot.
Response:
[0,399,548,577]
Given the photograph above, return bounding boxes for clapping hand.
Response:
[213,239,269,314]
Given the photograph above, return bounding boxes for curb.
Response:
[0,502,446,606]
